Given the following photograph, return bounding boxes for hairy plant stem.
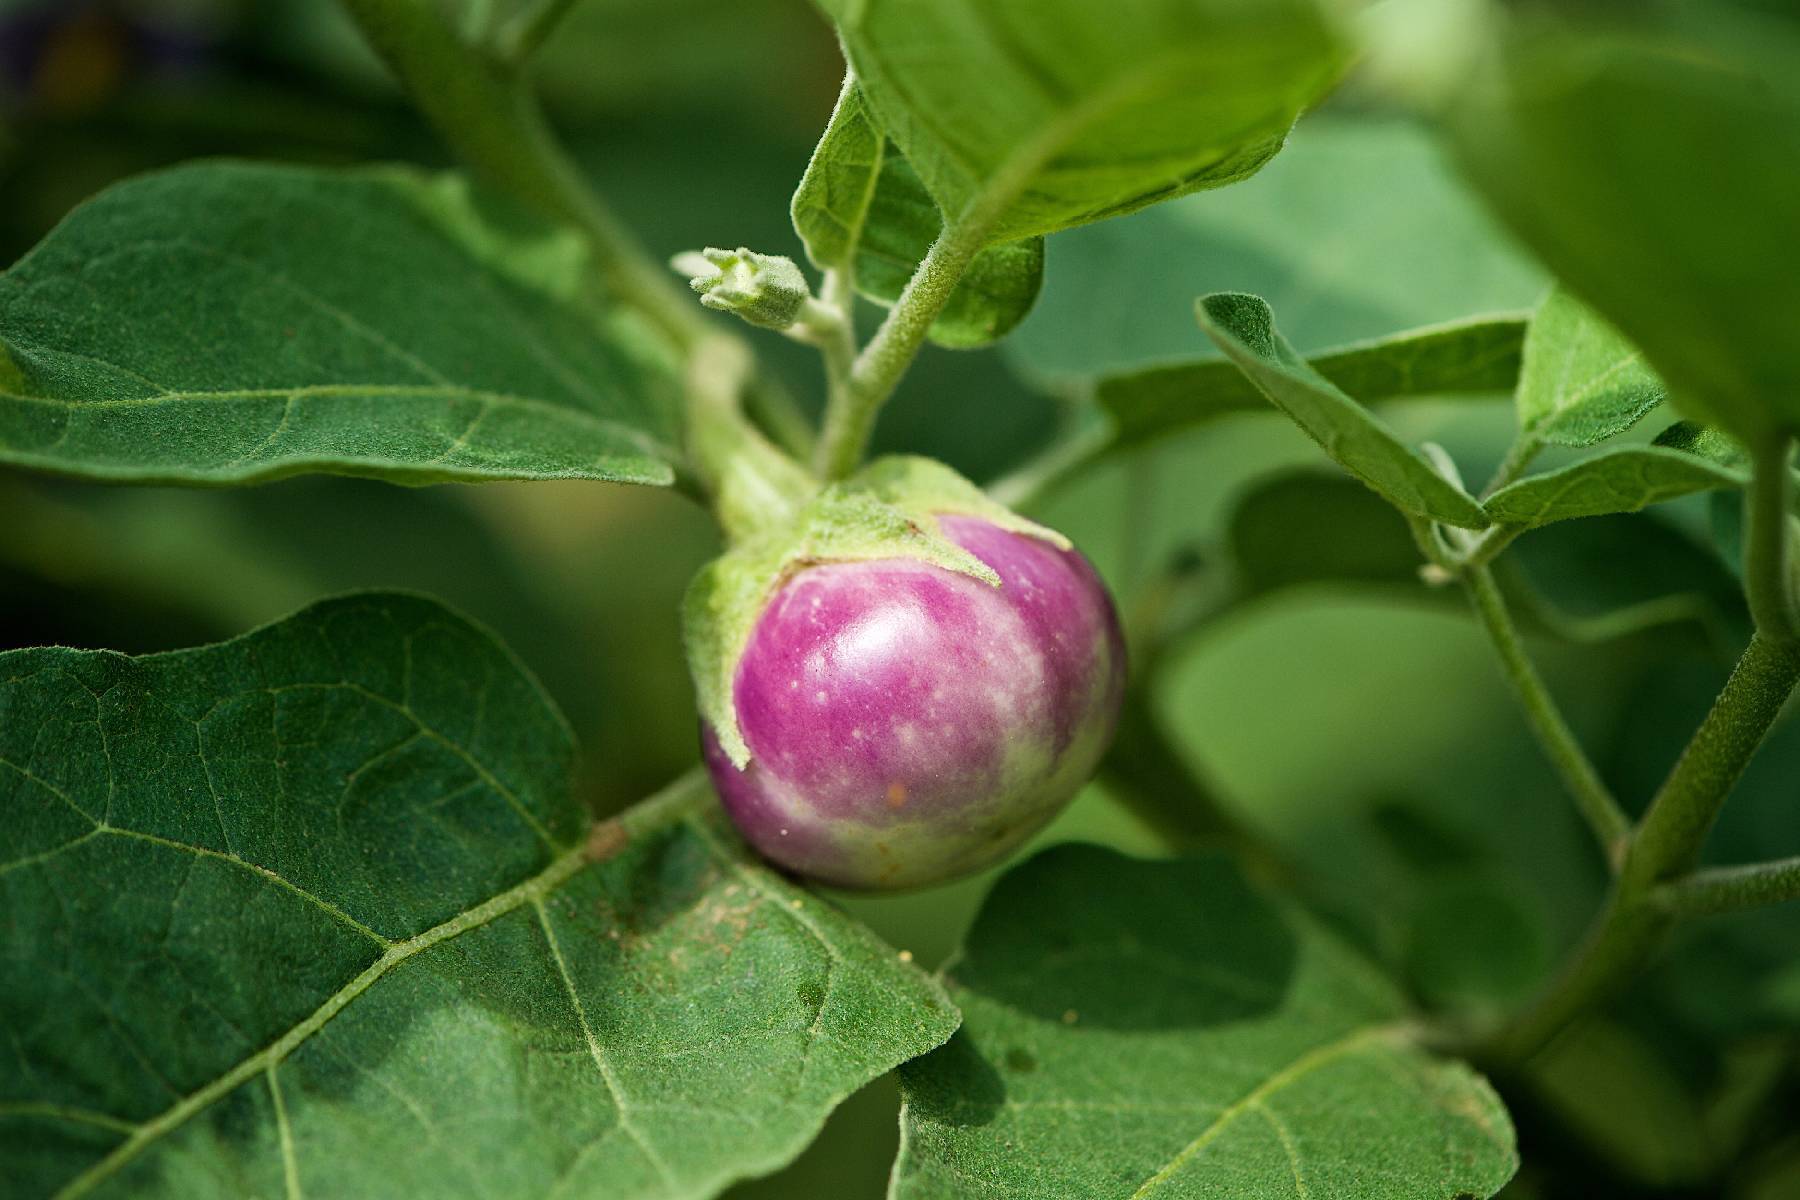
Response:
[1482,433,1542,498]
[684,338,816,543]
[1462,564,1631,861]
[1743,437,1798,642]
[1478,437,1800,1065]
[814,214,992,479]
[1651,854,1800,917]
[1481,632,1800,1064]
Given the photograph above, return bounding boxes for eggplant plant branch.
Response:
[813,213,995,479]
[1650,854,1800,917]
[1476,433,1800,1065]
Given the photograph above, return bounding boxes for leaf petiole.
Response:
[1461,563,1632,862]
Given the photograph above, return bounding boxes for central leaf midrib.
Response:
[0,382,678,462]
[1127,1024,1399,1197]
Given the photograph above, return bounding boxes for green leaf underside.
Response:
[1098,314,1527,451]
[1445,10,1800,437]
[791,80,1044,348]
[1006,116,1547,385]
[1485,446,1744,529]
[1516,287,1665,447]
[0,594,956,1200]
[0,163,684,487]
[893,846,1517,1198]
[815,0,1346,243]
[1195,293,1489,529]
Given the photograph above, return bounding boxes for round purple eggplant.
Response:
[703,513,1125,889]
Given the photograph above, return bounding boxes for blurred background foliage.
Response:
[1,2,1795,1196]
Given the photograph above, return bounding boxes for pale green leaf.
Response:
[892,845,1518,1198]
[1440,8,1800,438]
[1099,313,1526,451]
[1195,293,1489,529]
[1007,116,1545,385]
[1516,287,1665,447]
[812,0,1346,243]
[0,594,957,1200]
[1484,447,1743,529]
[790,78,1043,348]
[0,163,684,487]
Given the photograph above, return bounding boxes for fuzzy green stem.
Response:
[1629,632,1800,884]
[1477,437,1800,1064]
[1743,436,1798,643]
[1482,433,1543,498]
[1481,631,1800,1063]
[1650,855,1800,918]
[1463,564,1631,860]
[338,0,703,349]
[684,338,816,543]
[813,215,991,479]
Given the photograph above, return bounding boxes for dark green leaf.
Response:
[0,594,956,1199]
[893,845,1517,1198]
[1100,314,1526,451]
[790,79,1043,348]
[1440,9,1800,438]
[1007,116,1545,384]
[0,163,684,486]
[1195,293,1489,529]
[1653,421,1748,471]
[1516,287,1665,447]
[812,0,1346,243]
[1524,1021,1712,1188]
[1227,471,1427,598]
[1484,447,1743,529]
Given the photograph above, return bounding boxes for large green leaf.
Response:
[892,845,1517,1198]
[0,163,684,486]
[1484,446,1743,529]
[1099,314,1526,451]
[790,78,1043,348]
[1515,287,1665,447]
[1439,8,1800,438]
[812,0,1346,244]
[1007,116,1545,384]
[1196,293,1489,529]
[0,594,957,1199]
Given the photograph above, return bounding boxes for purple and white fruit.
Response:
[702,513,1125,889]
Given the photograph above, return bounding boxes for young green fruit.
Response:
[699,506,1125,889]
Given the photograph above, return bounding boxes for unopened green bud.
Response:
[673,246,812,330]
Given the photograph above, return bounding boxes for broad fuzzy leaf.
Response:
[1485,447,1743,529]
[893,845,1518,1198]
[1100,314,1526,451]
[791,79,1043,348]
[1195,293,1489,529]
[812,0,1346,243]
[1516,287,1665,447]
[1442,9,1800,439]
[0,595,957,1199]
[0,164,684,486]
